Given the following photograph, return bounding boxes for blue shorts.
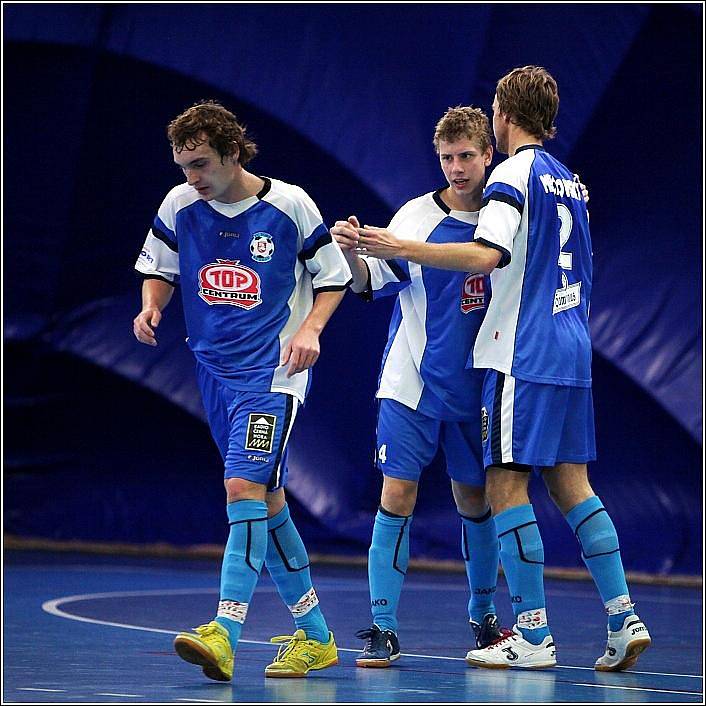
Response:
[375,397,485,487]
[481,370,596,470]
[196,362,299,489]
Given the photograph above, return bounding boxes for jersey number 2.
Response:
[557,204,573,270]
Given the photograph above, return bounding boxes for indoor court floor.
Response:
[3,550,703,703]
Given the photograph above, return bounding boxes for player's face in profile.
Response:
[492,95,509,155]
[438,137,492,199]
[173,138,239,202]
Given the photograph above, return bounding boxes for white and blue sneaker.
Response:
[465,625,556,669]
[355,624,401,667]
[595,614,651,672]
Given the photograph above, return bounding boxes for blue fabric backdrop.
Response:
[4,3,702,574]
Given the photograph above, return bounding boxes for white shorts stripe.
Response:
[500,374,516,462]
[273,397,298,487]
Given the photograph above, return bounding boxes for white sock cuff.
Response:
[217,599,249,624]
[288,587,319,618]
[517,607,548,630]
[605,594,634,616]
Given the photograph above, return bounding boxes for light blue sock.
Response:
[566,495,634,631]
[495,504,550,645]
[265,503,329,642]
[214,499,268,647]
[368,507,412,634]
[460,508,499,623]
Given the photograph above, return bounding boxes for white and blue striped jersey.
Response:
[135,177,352,403]
[471,145,593,387]
[364,191,490,421]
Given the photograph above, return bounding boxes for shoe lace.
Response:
[355,626,387,652]
[194,623,224,639]
[270,633,310,663]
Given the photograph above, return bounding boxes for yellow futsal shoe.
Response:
[174,621,234,682]
[265,629,338,678]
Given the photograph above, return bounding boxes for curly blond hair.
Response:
[433,106,492,153]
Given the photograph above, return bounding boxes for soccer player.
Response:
[354,66,651,671]
[133,101,351,681]
[330,107,511,667]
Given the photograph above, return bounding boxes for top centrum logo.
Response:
[198,259,263,309]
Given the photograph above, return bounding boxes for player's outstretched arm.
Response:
[330,215,369,293]
[356,225,501,274]
[281,289,346,377]
[133,278,175,347]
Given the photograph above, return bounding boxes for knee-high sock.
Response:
[566,495,634,631]
[368,507,412,634]
[494,504,550,645]
[214,499,268,647]
[460,508,499,623]
[265,503,329,642]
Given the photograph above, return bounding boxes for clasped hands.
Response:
[330,215,403,259]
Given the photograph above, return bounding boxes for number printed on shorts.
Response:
[377,444,387,464]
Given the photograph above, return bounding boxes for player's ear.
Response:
[231,144,240,165]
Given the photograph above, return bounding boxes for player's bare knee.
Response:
[451,481,488,517]
[542,463,593,514]
[265,488,286,517]
[224,476,267,504]
[381,476,418,516]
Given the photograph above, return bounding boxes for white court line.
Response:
[576,683,701,696]
[42,589,703,682]
[95,693,144,698]
[17,688,67,692]
[25,565,701,606]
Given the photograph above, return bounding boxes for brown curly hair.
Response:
[496,66,558,141]
[167,100,258,166]
[433,106,492,153]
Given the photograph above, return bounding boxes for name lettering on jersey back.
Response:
[539,173,582,201]
[198,259,262,309]
[553,272,582,315]
[461,273,486,314]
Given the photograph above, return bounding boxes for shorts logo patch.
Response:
[250,232,274,262]
[481,406,489,444]
[245,414,277,453]
[461,273,486,314]
[198,259,262,309]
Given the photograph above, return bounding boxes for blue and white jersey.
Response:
[364,190,490,421]
[135,177,352,403]
[471,145,593,387]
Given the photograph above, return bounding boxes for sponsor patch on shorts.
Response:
[245,413,277,453]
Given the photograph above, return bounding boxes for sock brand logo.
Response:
[371,598,388,607]
[474,587,497,595]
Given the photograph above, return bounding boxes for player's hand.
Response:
[133,307,162,346]
[330,216,361,254]
[356,225,402,260]
[281,325,320,377]
[574,173,589,204]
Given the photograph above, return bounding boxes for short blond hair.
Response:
[433,106,492,153]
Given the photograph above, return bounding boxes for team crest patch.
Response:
[198,259,262,309]
[245,414,277,453]
[481,407,489,444]
[461,273,486,313]
[250,232,274,262]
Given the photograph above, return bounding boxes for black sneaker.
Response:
[355,624,401,667]
[470,614,513,649]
